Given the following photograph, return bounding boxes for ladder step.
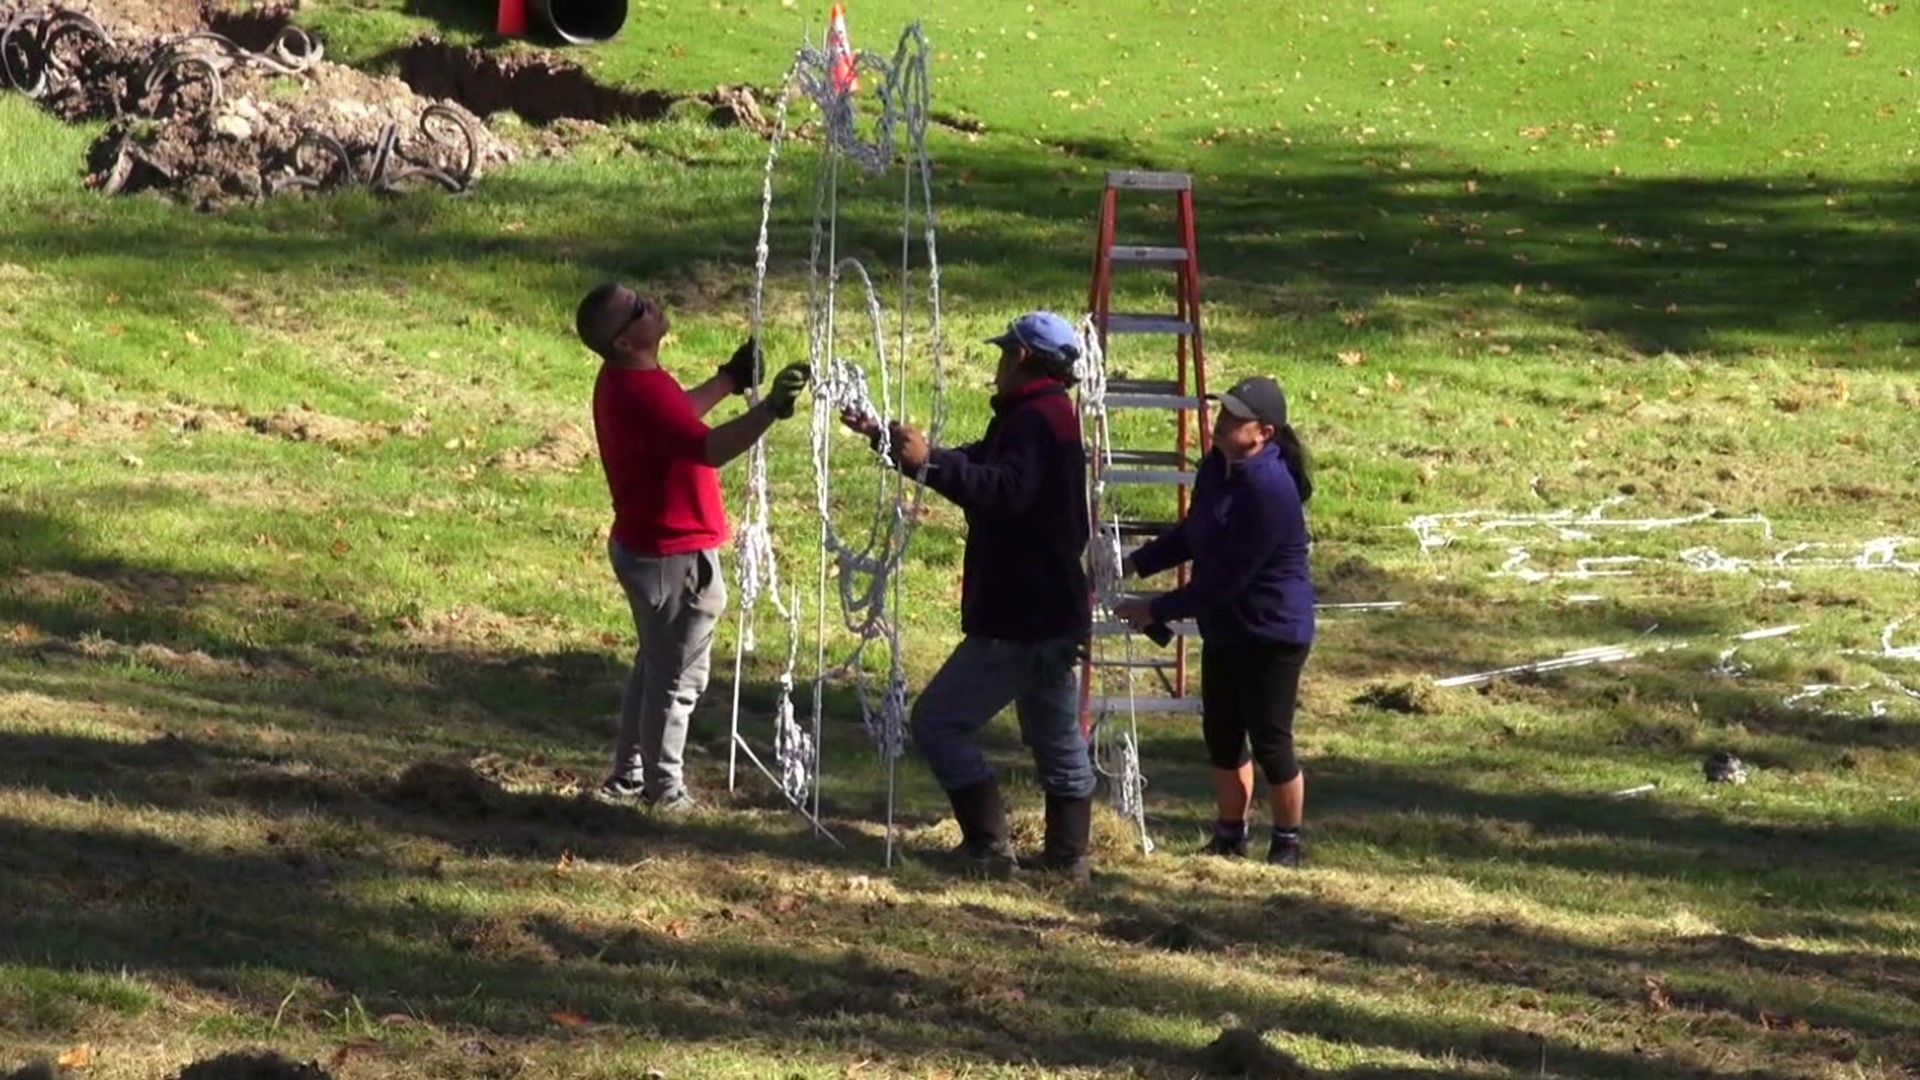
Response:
[1088,656,1178,669]
[1105,469,1192,486]
[1109,245,1190,264]
[1104,392,1202,410]
[1107,313,1195,336]
[1093,619,1198,637]
[1088,694,1204,715]
[1105,519,1178,538]
[1106,378,1182,395]
[1103,448,1187,469]
[1106,170,1193,192]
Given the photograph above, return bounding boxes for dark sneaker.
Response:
[1266,835,1303,868]
[1199,833,1251,859]
[595,775,646,803]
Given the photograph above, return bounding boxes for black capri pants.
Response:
[1200,638,1311,784]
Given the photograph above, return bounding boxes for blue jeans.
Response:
[910,635,1095,799]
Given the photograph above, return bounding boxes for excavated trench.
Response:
[384,37,770,131]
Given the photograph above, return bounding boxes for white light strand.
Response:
[731,21,943,863]
[1075,314,1153,854]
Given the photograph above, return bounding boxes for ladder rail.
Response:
[1079,171,1210,734]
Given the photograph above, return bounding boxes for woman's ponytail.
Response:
[1277,424,1313,504]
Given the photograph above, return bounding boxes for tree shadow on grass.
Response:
[4,132,1917,365]
[0,810,1839,1080]
[1083,879,1909,1075]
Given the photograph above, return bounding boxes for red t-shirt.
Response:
[593,364,729,556]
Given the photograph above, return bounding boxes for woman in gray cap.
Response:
[1113,375,1316,867]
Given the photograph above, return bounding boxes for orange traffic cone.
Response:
[826,3,858,94]
[496,0,527,36]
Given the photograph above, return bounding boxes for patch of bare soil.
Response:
[245,405,384,448]
[17,631,246,678]
[487,420,592,473]
[39,398,243,437]
[34,397,428,448]
[395,602,575,654]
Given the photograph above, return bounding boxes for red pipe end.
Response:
[497,0,528,36]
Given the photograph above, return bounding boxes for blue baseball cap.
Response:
[987,310,1081,361]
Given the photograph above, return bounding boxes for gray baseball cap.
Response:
[1218,375,1288,427]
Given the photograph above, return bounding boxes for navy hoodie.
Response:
[1130,443,1314,645]
[920,380,1090,643]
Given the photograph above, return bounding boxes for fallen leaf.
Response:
[328,1040,380,1069]
[119,453,143,469]
[1337,349,1367,366]
[1643,975,1671,1013]
[379,1012,415,1026]
[56,1045,93,1069]
[550,1009,592,1028]
[1384,372,1403,391]
[553,850,576,877]
[664,918,690,939]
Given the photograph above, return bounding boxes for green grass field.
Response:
[3,1,1919,1077]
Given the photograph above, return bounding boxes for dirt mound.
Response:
[386,759,502,818]
[40,398,242,437]
[174,1051,332,1080]
[488,420,593,473]
[245,405,382,448]
[1352,678,1440,715]
[3,2,514,209]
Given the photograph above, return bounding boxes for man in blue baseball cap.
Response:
[843,310,1095,882]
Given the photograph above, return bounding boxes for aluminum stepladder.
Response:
[1081,169,1213,725]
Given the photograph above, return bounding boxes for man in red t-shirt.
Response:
[575,283,811,811]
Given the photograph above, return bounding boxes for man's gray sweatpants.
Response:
[608,539,727,800]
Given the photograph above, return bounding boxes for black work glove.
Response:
[765,362,812,420]
[718,337,762,396]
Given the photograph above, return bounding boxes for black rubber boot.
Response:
[1036,793,1093,885]
[946,779,1017,876]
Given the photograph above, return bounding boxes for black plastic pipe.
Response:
[533,0,626,44]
